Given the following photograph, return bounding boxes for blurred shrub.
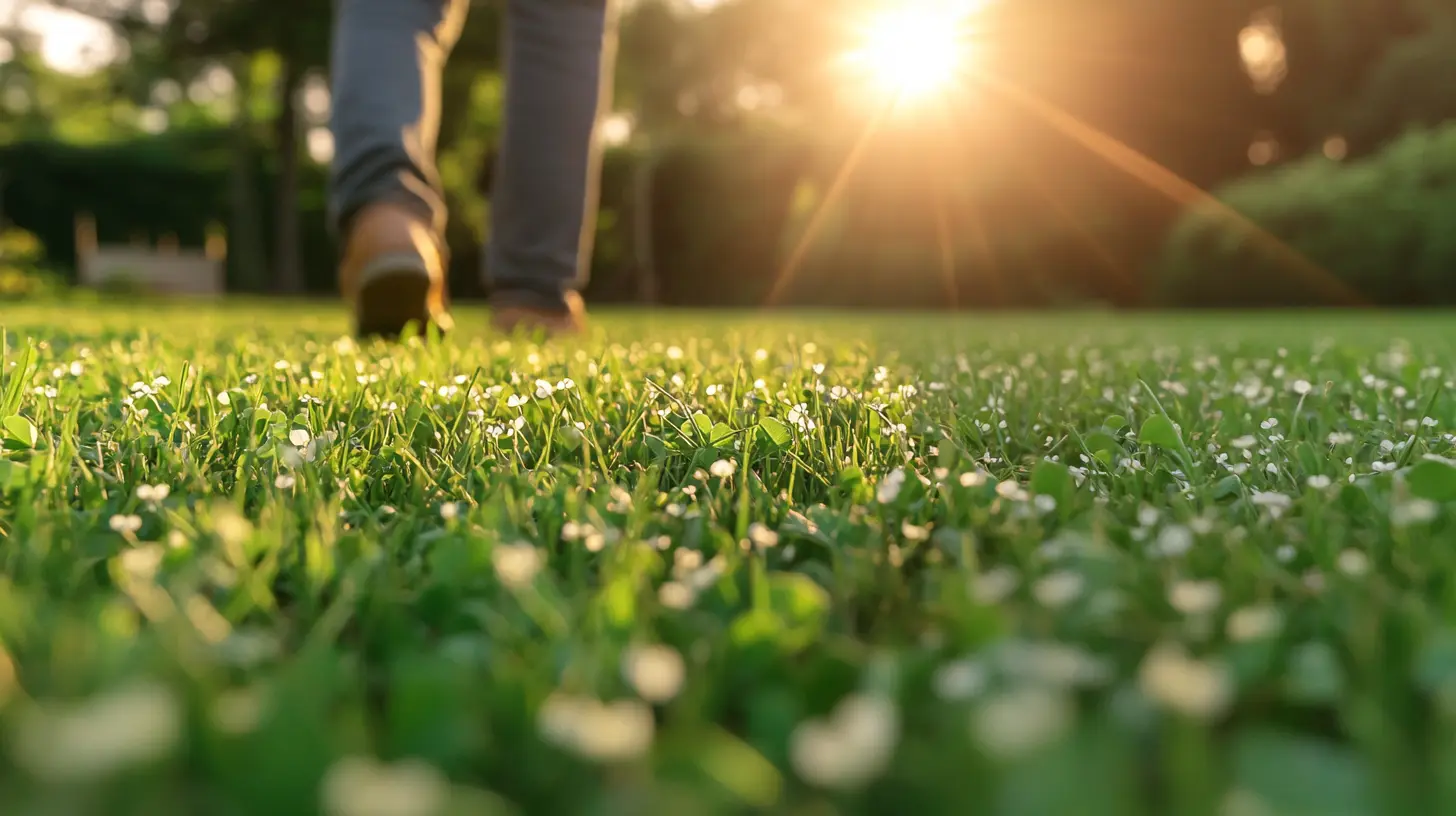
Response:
[1344,17,1456,157]
[0,226,65,301]
[1157,123,1456,307]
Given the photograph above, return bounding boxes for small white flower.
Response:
[1306,475,1332,490]
[1250,490,1293,518]
[492,543,543,589]
[288,429,312,447]
[538,694,655,763]
[439,502,459,521]
[1152,525,1194,558]
[1337,549,1369,576]
[1226,605,1282,642]
[1391,498,1438,527]
[1292,380,1312,395]
[320,756,449,816]
[1260,418,1279,430]
[709,459,737,479]
[747,523,779,549]
[1372,461,1398,473]
[974,566,1020,604]
[1231,435,1258,450]
[658,581,695,610]
[274,474,296,490]
[1138,644,1231,719]
[933,659,989,701]
[622,644,686,704]
[877,469,907,504]
[971,688,1074,761]
[118,545,166,582]
[790,694,900,789]
[109,514,143,534]
[958,470,988,488]
[1169,581,1222,616]
[8,682,183,782]
[1032,571,1084,607]
[136,484,171,503]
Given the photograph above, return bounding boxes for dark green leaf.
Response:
[1138,414,1180,449]
[757,417,791,448]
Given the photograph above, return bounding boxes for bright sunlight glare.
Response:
[846,1,980,102]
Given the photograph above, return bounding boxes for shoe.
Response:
[490,291,588,337]
[338,202,454,339]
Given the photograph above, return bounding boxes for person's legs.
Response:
[488,0,617,327]
[329,0,468,336]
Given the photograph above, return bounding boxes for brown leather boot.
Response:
[490,291,588,337]
[338,202,454,339]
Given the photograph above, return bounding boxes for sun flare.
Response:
[847,2,978,102]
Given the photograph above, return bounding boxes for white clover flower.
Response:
[1250,490,1293,518]
[971,687,1074,761]
[1391,498,1438,527]
[1138,644,1231,719]
[538,695,655,763]
[1372,461,1398,473]
[274,474,296,490]
[1152,524,1194,558]
[959,470,988,488]
[1032,571,1084,607]
[1337,549,1369,576]
[1226,605,1282,642]
[790,694,900,789]
[658,581,695,609]
[492,543,543,589]
[117,545,165,583]
[136,484,171,503]
[747,523,779,549]
[1306,474,1332,490]
[933,658,989,701]
[1169,580,1222,616]
[439,502,459,521]
[9,682,183,782]
[288,428,312,447]
[320,756,449,816]
[974,566,1020,604]
[709,459,737,479]
[877,468,906,504]
[622,644,686,704]
[109,514,143,534]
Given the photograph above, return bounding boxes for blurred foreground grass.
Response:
[3,303,1456,815]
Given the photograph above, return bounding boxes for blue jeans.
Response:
[329,0,616,311]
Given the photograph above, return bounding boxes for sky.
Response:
[0,0,120,75]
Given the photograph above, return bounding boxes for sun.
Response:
[846,2,979,102]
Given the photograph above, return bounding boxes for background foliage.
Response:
[1,0,1455,307]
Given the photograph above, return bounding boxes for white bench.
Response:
[74,214,227,296]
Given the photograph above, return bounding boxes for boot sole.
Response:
[354,255,452,339]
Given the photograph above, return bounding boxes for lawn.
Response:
[3,303,1456,815]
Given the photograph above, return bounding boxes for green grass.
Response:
[3,303,1456,815]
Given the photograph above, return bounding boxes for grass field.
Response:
[3,302,1456,815]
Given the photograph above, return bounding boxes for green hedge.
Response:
[1157,123,1456,307]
